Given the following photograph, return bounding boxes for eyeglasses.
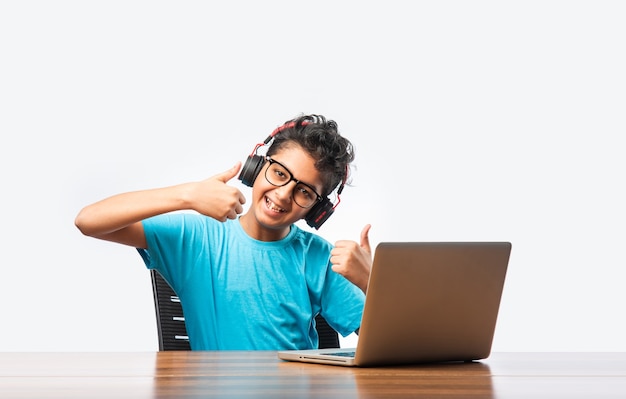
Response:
[264,157,322,209]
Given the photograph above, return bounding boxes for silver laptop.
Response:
[278,241,511,367]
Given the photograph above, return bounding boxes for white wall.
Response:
[1,1,624,352]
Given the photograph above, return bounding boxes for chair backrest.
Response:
[150,269,340,350]
[315,312,340,349]
[150,269,191,350]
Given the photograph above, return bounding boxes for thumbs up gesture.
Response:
[189,162,247,222]
[330,224,373,293]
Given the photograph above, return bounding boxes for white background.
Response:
[1,1,624,352]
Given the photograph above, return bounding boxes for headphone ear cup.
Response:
[305,198,334,230]
[239,155,265,187]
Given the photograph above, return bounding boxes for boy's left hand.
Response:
[330,224,372,293]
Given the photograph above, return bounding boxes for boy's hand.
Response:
[330,224,372,293]
[190,162,246,222]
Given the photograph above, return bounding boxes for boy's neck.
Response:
[238,213,291,242]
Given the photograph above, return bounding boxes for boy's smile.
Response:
[265,196,286,213]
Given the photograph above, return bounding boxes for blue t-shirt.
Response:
[137,214,364,350]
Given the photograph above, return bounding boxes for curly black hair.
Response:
[266,114,355,196]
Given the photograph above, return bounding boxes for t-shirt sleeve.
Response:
[320,265,365,337]
[302,235,365,337]
[137,213,210,296]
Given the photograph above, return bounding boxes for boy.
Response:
[75,114,371,350]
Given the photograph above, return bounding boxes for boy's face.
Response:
[249,144,324,236]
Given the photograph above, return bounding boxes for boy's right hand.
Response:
[190,162,246,222]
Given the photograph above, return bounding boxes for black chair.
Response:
[150,269,340,351]
[150,269,192,350]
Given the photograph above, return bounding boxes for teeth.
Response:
[266,197,285,212]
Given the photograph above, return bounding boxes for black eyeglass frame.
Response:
[264,156,323,209]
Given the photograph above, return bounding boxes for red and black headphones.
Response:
[238,121,346,229]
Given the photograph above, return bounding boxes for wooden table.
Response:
[1,351,625,398]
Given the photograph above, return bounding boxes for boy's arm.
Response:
[74,162,246,248]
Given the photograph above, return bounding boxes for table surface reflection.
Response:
[1,351,626,398]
